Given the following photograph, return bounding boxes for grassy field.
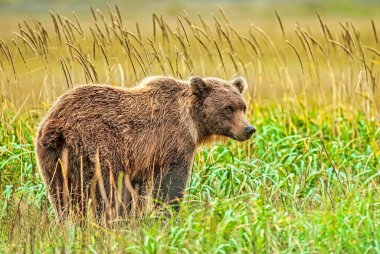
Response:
[0,2,379,253]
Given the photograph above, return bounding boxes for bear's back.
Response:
[49,78,187,121]
[39,79,193,159]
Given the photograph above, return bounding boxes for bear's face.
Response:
[190,76,255,141]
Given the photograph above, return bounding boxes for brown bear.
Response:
[35,76,255,219]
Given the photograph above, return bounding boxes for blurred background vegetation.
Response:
[0,0,379,24]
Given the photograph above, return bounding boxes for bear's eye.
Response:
[243,106,247,113]
[225,106,234,113]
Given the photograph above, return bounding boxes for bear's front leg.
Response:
[155,161,191,212]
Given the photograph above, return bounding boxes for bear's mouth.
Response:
[229,130,253,142]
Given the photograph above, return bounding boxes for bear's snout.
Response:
[228,111,255,141]
[245,125,256,138]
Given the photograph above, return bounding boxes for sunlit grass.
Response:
[1,101,379,252]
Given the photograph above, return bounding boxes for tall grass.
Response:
[0,4,379,253]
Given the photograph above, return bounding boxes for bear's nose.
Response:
[245,125,256,137]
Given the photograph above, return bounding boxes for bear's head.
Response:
[190,76,255,142]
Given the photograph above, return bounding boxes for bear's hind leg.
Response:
[37,145,67,219]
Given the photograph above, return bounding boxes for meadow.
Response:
[0,2,379,253]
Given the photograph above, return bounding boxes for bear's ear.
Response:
[231,77,247,94]
[190,76,210,95]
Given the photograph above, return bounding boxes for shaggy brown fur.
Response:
[35,76,255,218]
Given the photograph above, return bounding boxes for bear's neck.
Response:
[188,91,225,145]
[190,104,213,144]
